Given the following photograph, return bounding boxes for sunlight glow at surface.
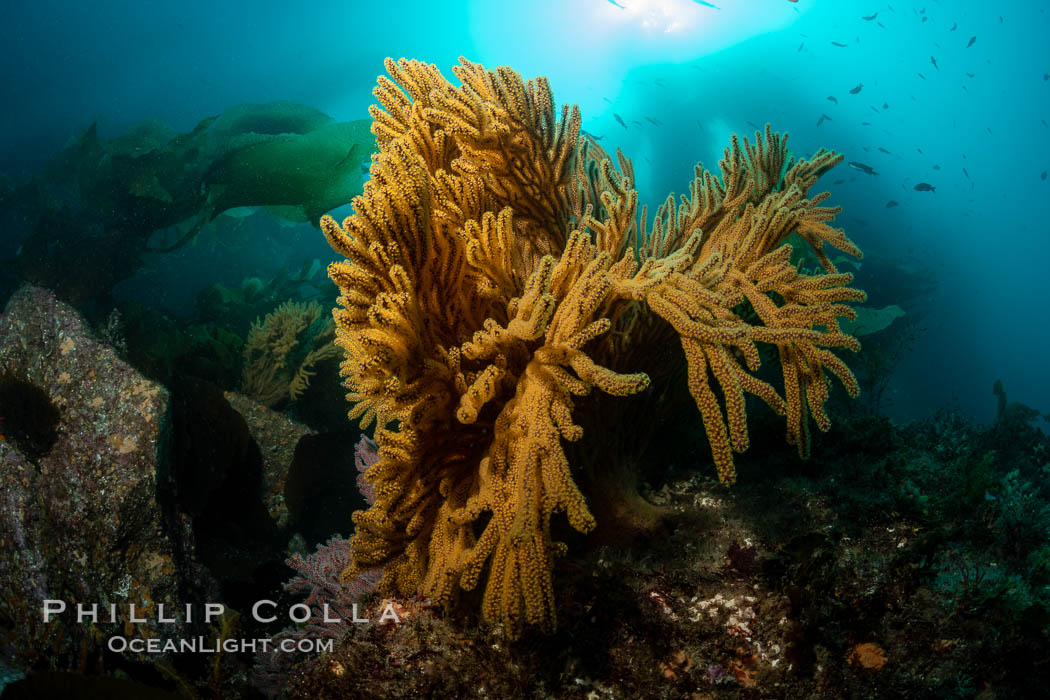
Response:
[615,0,696,34]
[468,1,804,108]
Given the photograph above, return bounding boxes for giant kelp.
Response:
[5,102,374,303]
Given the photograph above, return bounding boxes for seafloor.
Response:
[0,284,1047,699]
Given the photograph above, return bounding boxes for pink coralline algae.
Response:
[252,434,382,697]
[354,434,379,504]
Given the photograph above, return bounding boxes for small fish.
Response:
[917,148,923,154]
[827,96,838,104]
[848,161,878,175]
[922,16,927,23]
[877,147,891,154]
[914,182,936,192]
[831,41,849,47]
[798,42,804,52]
[861,121,872,126]
[816,113,832,127]
[962,167,970,179]
[918,73,926,80]
[1044,74,1049,81]
[950,22,957,31]
[966,36,976,48]
[849,83,863,94]
[582,130,605,141]
[885,200,899,208]
[932,164,940,170]
[654,79,666,87]
[1042,171,1048,181]
[631,119,642,126]
[930,56,938,70]
[862,12,878,21]
[882,102,889,109]
[870,106,880,113]
[966,72,975,78]
[877,21,885,28]
[747,120,761,130]
[833,179,846,185]
[613,113,626,129]
[645,117,662,126]
[986,127,992,134]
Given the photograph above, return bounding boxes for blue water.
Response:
[1,0,1047,424]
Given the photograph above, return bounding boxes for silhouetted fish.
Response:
[967,36,976,48]
[645,117,662,126]
[613,113,626,129]
[861,121,872,126]
[848,161,877,175]
[918,73,926,80]
[950,22,957,31]
[930,56,939,70]
[833,179,845,185]
[1044,74,1049,81]
[966,72,975,78]
[747,120,761,130]
[914,182,936,192]
[831,41,848,47]
[886,200,899,208]
[582,130,605,141]
[816,114,832,126]
[962,167,970,179]
[862,12,878,21]
[932,164,940,170]
[798,42,804,52]
[827,96,838,104]
[849,84,863,94]
[877,147,891,154]
[1042,171,1048,181]
[917,148,923,154]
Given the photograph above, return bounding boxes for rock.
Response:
[223,390,315,528]
[0,285,195,667]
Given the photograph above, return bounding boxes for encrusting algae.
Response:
[321,57,867,636]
